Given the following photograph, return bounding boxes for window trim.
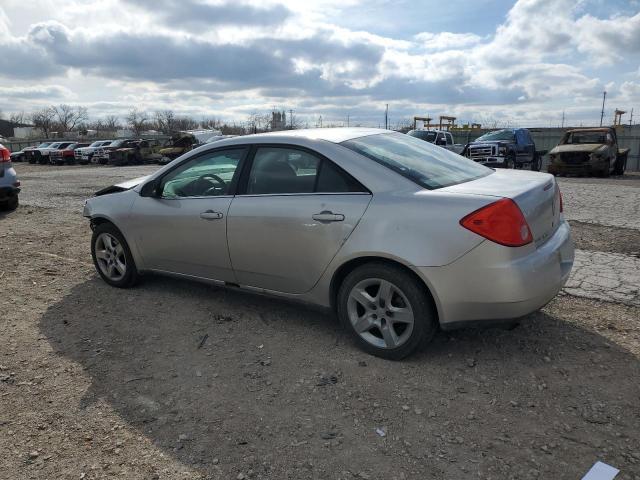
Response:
[235,143,371,197]
[156,146,249,200]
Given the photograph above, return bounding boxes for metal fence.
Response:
[452,129,640,172]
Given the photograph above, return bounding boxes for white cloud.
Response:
[0,0,637,126]
[414,32,483,50]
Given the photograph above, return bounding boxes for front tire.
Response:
[91,222,139,288]
[337,263,437,360]
[504,154,516,169]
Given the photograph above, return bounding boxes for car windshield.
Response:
[37,142,51,148]
[89,141,104,147]
[563,131,607,144]
[341,132,491,190]
[475,129,515,142]
[110,140,126,147]
[407,130,438,142]
[48,143,62,148]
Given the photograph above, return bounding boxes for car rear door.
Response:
[226,145,371,294]
[129,147,247,281]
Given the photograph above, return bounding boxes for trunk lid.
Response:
[442,170,561,247]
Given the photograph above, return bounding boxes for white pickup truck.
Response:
[407,129,464,154]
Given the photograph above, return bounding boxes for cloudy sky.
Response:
[0,0,639,128]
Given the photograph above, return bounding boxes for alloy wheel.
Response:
[347,278,415,349]
[94,232,127,281]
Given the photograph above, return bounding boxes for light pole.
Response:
[599,91,607,127]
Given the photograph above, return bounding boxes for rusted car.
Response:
[548,127,629,177]
[93,139,154,166]
[157,134,197,165]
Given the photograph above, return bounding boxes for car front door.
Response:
[129,147,247,281]
[227,145,371,294]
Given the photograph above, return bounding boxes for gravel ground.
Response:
[1,164,639,480]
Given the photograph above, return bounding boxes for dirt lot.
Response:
[1,164,639,480]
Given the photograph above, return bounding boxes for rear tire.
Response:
[337,263,437,360]
[0,195,18,211]
[531,153,542,171]
[91,222,139,288]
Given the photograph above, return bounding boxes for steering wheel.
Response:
[197,173,227,196]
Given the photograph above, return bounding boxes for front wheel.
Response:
[613,156,627,176]
[91,223,139,288]
[504,155,516,169]
[337,263,437,360]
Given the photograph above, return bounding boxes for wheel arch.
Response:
[329,255,441,324]
[89,215,144,270]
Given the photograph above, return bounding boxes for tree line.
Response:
[0,105,251,138]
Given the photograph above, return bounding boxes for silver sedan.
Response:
[83,128,574,359]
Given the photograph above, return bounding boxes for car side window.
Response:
[247,147,319,194]
[446,133,453,145]
[316,159,367,193]
[161,148,245,198]
[246,147,367,195]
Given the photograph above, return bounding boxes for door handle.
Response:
[312,211,345,223]
[200,210,223,220]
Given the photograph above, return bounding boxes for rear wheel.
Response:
[531,153,542,171]
[0,195,18,211]
[91,223,139,288]
[337,263,437,360]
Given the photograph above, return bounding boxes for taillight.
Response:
[62,150,74,157]
[558,188,563,213]
[460,198,533,247]
[0,147,10,163]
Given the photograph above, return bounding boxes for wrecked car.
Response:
[156,134,197,165]
[548,127,629,177]
[92,139,153,166]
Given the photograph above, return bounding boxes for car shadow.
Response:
[39,275,640,479]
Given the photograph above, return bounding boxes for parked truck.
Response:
[547,127,629,177]
[463,128,544,170]
[407,129,464,154]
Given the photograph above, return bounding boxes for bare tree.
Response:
[126,108,149,135]
[52,104,89,132]
[154,110,176,134]
[9,111,27,125]
[104,115,121,132]
[173,116,198,131]
[31,107,56,138]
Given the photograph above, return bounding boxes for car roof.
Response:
[219,127,388,146]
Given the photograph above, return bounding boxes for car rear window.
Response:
[341,132,491,190]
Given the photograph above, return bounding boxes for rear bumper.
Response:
[415,220,574,327]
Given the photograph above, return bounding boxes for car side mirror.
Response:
[140,179,160,198]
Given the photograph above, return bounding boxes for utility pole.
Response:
[346,114,350,127]
[630,108,634,127]
[385,104,388,130]
[599,91,607,127]
[289,109,293,129]
[561,110,565,129]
